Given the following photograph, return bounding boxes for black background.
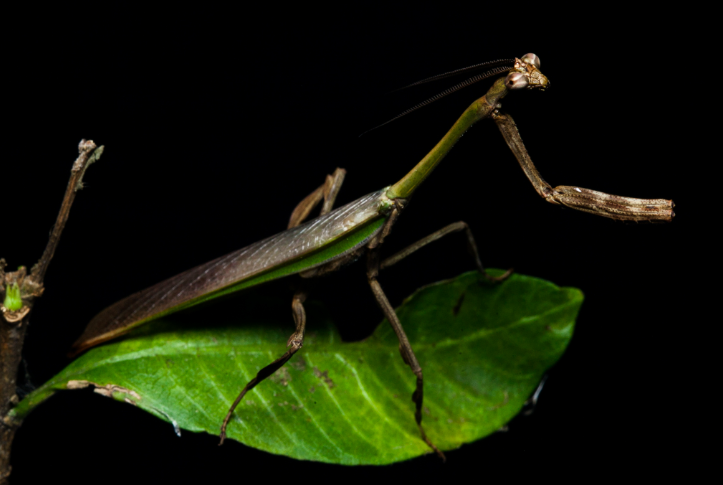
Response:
[2,4,710,483]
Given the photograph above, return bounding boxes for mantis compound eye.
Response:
[505,71,528,90]
[521,53,541,69]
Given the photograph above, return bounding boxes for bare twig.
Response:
[0,140,103,483]
[30,140,103,283]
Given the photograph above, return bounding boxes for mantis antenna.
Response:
[361,53,544,136]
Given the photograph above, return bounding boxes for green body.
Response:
[166,217,388,317]
[388,78,509,199]
[74,76,517,353]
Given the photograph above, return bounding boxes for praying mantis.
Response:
[72,53,674,458]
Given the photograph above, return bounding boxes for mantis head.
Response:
[505,53,549,91]
[361,53,549,137]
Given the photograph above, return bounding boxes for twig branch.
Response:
[0,140,103,483]
[30,139,103,283]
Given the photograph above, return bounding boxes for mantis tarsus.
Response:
[73,53,674,458]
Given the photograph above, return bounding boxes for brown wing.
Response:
[72,189,388,353]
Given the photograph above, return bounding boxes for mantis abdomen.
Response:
[73,188,390,353]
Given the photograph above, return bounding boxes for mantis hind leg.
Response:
[287,168,346,228]
[220,169,348,443]
[380,221,512,282]
[219,289,308,445]
[221,166,344,443]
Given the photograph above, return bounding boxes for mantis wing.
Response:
[73,189,390,353]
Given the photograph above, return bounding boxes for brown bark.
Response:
[0,140,103,483]
[0,320,27,482]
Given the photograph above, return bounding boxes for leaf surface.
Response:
[13,271,582,464]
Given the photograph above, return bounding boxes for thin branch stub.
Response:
[30,140,104,283]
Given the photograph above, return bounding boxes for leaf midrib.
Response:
[49,295,578,390]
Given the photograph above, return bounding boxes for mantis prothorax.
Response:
[73,53,674,458]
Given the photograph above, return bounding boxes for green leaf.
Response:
[12,271,582,464]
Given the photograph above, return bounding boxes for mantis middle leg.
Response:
[365,205,513,458]
[364,205,446,460]
[379,221,512,282]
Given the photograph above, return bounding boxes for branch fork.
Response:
[0,139,103,483]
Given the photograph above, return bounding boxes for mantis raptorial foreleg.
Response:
[493,111,674,222]
[379,221,513,282]
[72,53,674,457]
[220,170,346,443]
